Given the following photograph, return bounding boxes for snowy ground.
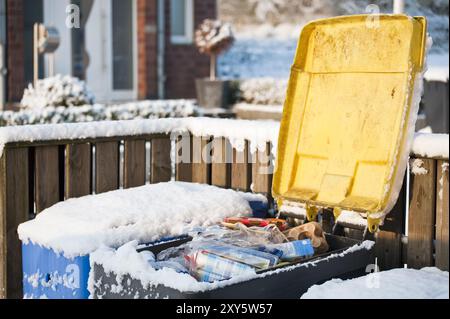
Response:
[301,267,449,299]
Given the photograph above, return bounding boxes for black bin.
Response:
[91,234,374,299]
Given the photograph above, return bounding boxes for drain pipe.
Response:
[393,0,405,14]
[157,0,165,99]
[0,0,6,110]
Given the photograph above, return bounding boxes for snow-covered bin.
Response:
[18,182,268,299]
[90,235,374,299]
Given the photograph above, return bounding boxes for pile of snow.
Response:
[0,100,197,126]
[412,133,449,159]
[89,239,374,296]
[21,75,95,109]
[0,117,281,156]
[410,158,429,176]
[238,78,287,105]
[301,267,449,299]
[18,182,265,258]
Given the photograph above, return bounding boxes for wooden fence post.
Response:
[231,141,251,192]
[65,143,92,198]
[124,140,146,188]
[176,134,193,182]
[375,179,407,270]
[150,136,172,184]
[435,160,449,271]
[192,136,211,185]
[0,148,30,298]
[35,146,60,213]
[407,158,437,269]
[252,142,273,197]
[95,142,120,194]
[211,137,231,188]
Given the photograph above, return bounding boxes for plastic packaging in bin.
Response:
[264,239,315,261]
[186,250,256,283]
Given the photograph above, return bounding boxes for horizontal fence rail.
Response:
[0,119,448,298]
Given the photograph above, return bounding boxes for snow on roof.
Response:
[412,133,449,159]
[0,117,280,156]
[301,267,449,299]
[18,182,264,258]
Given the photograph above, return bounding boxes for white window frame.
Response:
[170,0,194,45]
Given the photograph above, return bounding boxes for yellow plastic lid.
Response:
[273,15,427,227]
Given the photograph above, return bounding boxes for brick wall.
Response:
[137,0,158,99]
[6,0,25,102]
[164,0,216,99]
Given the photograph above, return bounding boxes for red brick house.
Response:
[0,0,216,108]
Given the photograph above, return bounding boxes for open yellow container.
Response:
[273,15,427,232]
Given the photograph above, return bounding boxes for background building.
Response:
[0,0,216,109]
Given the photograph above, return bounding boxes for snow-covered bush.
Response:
[195,19,235,80]
[21,75,95,109]
[0,100,198,126]
[238,78,287,105]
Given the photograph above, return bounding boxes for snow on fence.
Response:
[0,118,448,298]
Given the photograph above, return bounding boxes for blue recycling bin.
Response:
[22,243,90,299]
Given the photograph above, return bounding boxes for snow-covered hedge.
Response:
[238,78,287,105]
[0,100,198,126]
[21,75,95,109]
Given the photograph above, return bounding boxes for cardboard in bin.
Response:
[272,15,427,231]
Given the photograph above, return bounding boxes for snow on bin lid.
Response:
[272,15,427,231]
[18,182,264,258]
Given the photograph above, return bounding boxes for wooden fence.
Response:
[0,126,448,298]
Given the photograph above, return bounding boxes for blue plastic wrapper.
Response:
[266,239,315,261]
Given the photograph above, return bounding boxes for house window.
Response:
[112,0,134,90]
[170,0,193,44]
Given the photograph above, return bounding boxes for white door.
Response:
[43,0,72,77]
[85,0,137,102]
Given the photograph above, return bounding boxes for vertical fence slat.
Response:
[176,134,193,182]
[231,141,251,192]
[0,148,29,298]
[95,142,120,194]
[407,158,436,269]
[252,142,273,196]
[124,139,146,188]
[65,143,92,199]
[375,179,406,270]
[211,137,231,188]
[375,231,403,270]
[151,136,172,184]
[435,160,449,271]
[192,136,211,184]
[35,146,60,213]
